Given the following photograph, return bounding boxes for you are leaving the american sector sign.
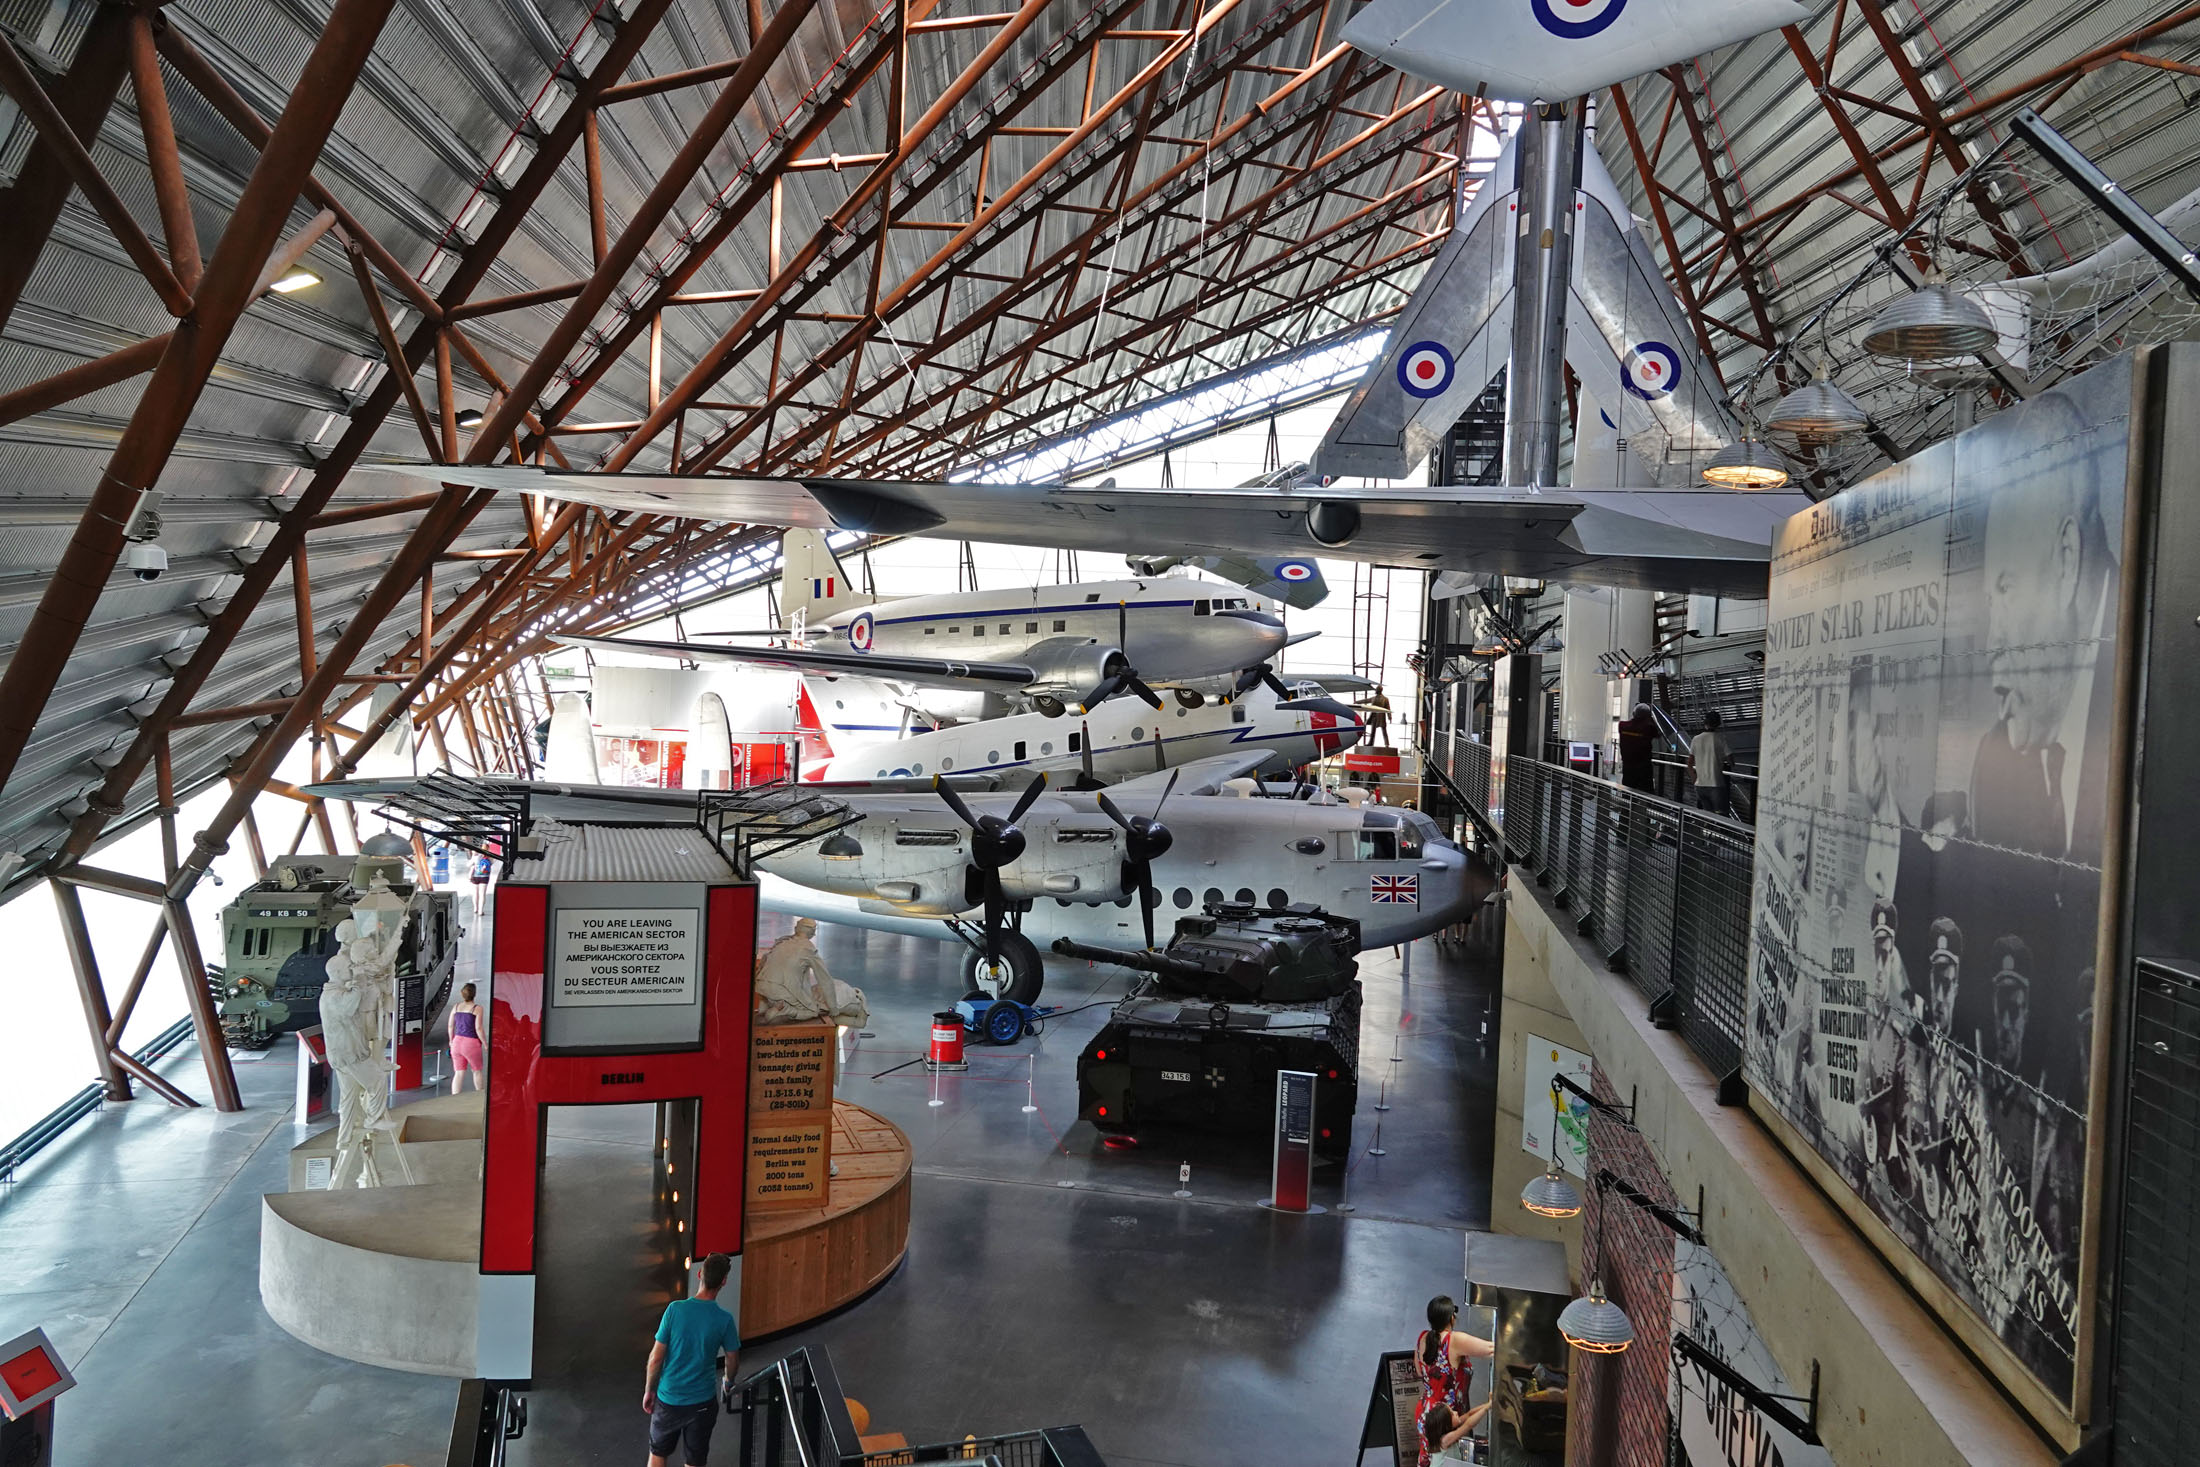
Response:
[552,907,700,1006]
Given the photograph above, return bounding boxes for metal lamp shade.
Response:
[1558,1280,1635,1354]
[1521,1167,1585,1219]
[1701,435,1791,489]
[1861,283,1999,360]
[1765,377,1868,437]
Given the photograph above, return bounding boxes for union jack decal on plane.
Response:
[1371,874,1418,904]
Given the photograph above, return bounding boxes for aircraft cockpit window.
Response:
[1354,829,1398,862]
[1194,599,1211,615]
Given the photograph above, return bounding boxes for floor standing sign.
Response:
[481,825,756,1380]
[0,1326,72,1466]
[1265,1069,1319,1212]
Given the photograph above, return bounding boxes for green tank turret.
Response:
[214,840,461,1051]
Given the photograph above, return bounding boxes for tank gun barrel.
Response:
[1050,935,1206,980]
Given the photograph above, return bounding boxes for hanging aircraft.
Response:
[561,529,1307,717]
[804,678,1364,785]
[1124,551,1329,611]
[360,1,1814,595]
[309,751,1476,1003]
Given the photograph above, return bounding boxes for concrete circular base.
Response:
[260,1182,484,1376]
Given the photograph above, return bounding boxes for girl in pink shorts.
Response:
[447,983,486,1093]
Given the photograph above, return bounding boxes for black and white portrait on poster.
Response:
[1743,354,2130,1408]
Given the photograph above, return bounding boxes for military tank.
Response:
[214,835,460,1050]
[1056,902,1363,1160]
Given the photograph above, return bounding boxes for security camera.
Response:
[126,542,168,581]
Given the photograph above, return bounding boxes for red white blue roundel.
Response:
[846,611,875,652]
[1623,341,1680,401]
[1532,0,1627,40]
[1397,342,1455,399]
[1275,560,1317,584]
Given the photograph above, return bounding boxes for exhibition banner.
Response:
[1743,357,2130,1411]
[1670,1240,1833,1467]
[1521,1034,1593,1178]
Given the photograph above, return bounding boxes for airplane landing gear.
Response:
[1033,695,1065,718]
[960,930,1042,1003]
[1172,687,1205,709]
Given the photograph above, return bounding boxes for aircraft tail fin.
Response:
[542,693,601,783]
[1311,130,1520,482]
[779,530,874,628]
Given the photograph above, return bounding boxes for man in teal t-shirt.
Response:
[643,1252,740,1466]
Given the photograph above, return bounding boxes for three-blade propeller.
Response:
[1095,768,1180,949]
[935,773,1049,969]
[1083,602,1164,710]
[1231,662,1293,700]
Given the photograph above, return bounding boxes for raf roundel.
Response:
[1530,0,1628,40]
[1622,341,1680,402]
[846,611,876,652]
[1275,560,1316,584]
[1396,341,1454,399]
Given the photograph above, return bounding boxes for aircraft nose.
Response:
[1215,607,1285,631]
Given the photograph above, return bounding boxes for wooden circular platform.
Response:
[739,1100,912,1338]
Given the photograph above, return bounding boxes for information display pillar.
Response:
[478,828,756,1379]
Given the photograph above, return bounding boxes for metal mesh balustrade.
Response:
[1431,730,1755,1083]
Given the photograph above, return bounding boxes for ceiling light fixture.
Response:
[1521,1164,1584,1219]
[1701,433,1791,490]
[1765,363,1869,438]
[1558,1279,1636,1354]
[1860,272,1998,361]
[267,267,320,294]
[455,408,486,430]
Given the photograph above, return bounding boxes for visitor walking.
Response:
[443,983,486,1094]
[1688,710,1731,816]
[643,1253,741,1467]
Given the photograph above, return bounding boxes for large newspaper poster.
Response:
[1744,358,2130,1409]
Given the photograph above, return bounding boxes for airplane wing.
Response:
[1310,131,1517,482]
[362,468,1803,596]
[557,633,1037,693]
[1109,749,1280,801]
[1128,552,1331,610]
[1341,0,1807,103]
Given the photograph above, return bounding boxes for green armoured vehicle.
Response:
[214,835,461,1051]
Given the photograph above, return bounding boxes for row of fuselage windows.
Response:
[925,620,1068,637]
[1051,887,1290,910]
[873,708,1252,777]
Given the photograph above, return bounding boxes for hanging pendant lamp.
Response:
[1765,364,1869,438]
[1701,433,1791,489]
[1558,1278,1636,1353]
[1521,1163,1585,1219]
[1861,273,1998,361]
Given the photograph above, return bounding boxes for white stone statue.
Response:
[754,918,868,1028]
[321,898,405,1188]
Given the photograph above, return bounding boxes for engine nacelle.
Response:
[995,816,1130,903]
[1020,636,1126,702]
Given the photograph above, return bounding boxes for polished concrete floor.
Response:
[0,889,1504,1467]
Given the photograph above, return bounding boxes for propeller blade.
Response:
[982,876,1003,968]
[1095,789,1130,831]
[1008,771,1049,823]
[1141,881,1158,950]
[1117,599,1129,653]
[1083,673,1123,708]
[1151,767,1181,821]
[1128,675,1163,710]
[1080,720,1095,782]
[1232,665,1264,696]
[933,775,980,831]
[1262,671,1293,700]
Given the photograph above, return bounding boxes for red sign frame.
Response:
[481,881,756,1273]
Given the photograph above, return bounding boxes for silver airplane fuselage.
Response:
[815,577,1288,684]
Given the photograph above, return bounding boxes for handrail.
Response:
[0,1015,195,1187]
[1427,726,1756,1086]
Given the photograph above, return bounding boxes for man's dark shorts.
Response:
[649,1398,719,1463]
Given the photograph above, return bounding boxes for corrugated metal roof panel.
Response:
[524,817,738,884]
